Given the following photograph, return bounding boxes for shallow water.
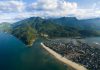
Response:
[0,33,73,70]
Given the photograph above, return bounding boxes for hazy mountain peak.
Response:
[61,17,77,20]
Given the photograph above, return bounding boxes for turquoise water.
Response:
[0,33,71,70]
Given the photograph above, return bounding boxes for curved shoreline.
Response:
[41,42,87,70]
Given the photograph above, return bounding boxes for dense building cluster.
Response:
[43,38,100,70]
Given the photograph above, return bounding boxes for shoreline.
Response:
[27,39,36,47]
[41,42,87,70]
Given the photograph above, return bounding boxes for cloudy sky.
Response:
[0,0,100,23]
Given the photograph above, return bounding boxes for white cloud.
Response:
[75,8,100,19]
[30,0,100,19]
[31,0,58,10]
[0,13,16,23]
[0,1,25,13]
[0,0,100,23]
[30,0,77,17]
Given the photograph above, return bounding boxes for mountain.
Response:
[11,17,100,45]
[79,18,100,30]
[0,22,12,33]
[47,17,78,27]
[47,17,100,30]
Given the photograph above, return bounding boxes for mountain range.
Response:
[0,17,100,46]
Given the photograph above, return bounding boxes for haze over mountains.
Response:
[0,22,12,33]
[0,17,100,45]
[13,17,100,30]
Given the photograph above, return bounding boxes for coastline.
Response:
[41,42,87,70]
[27,39,36,47]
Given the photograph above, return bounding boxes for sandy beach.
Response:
[41,43,87,70]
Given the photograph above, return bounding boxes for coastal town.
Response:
[43,38,100,70]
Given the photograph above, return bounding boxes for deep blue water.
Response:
[0,33,71,70]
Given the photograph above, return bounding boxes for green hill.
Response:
[11,17,100,45]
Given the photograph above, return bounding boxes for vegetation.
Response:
[12,25,37,46]
[10,17,100,45]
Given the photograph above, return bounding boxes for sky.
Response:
[0,0,100,23]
